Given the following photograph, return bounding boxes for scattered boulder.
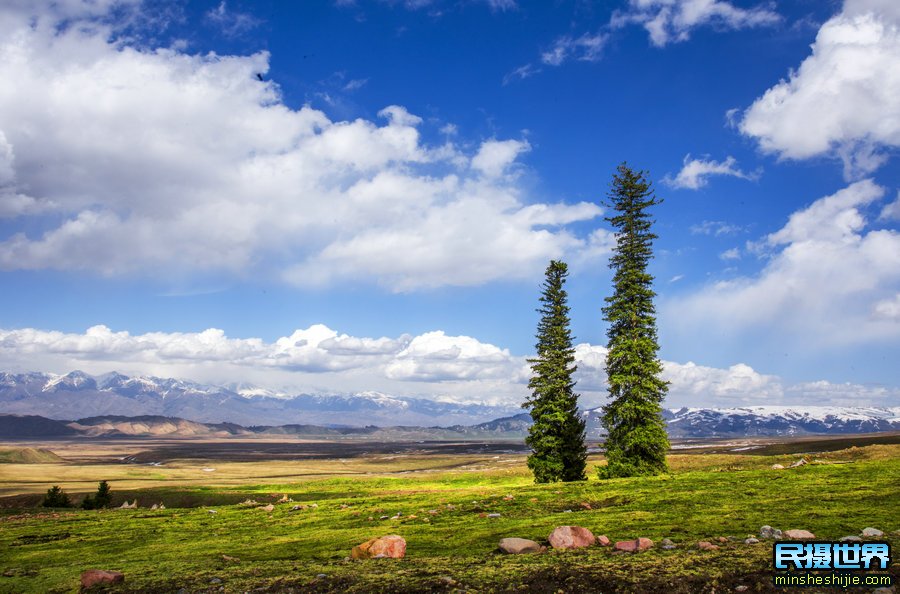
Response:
[697,541,719,551]
[351,535,407,559]
[716,536,728,544]
[487,513,501,519]
[840,535,863,542]
[158,503,165,510]
[735,586,749,592]
[498,538,542,554]
[759,526,782,539]
[614,538,653,553]
[80,570,124,589]
[783,529,815,540]
[861,527,884,538]
[150,504,158,510]
[118,500,137,510]
[771,464,784,470]
[660,538,676,550]
[744,538,759,545]
[277,494,290,503]
[239,499,259,507]
[548,526,596,549]
[258,504,275,512]
[788,458,808,468]
[597,535,611,547]
[207,509,218,514]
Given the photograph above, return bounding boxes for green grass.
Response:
[0,446,898,593]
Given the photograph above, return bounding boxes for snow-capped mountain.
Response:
[1,371,898,435]
[581,405,900,438]
[0,371,514,427]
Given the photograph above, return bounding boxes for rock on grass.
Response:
[498,538,542,554]
[351,535,406,559]
[80,570,124,589]
[548,526,596,549]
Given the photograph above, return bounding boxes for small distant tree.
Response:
[42,485,72,508]
[598,163,670,478]
[523,260,587,483]
[82,480,112,509]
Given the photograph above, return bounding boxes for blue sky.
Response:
[0,0,898,410]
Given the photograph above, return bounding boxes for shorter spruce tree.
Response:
[524,260,587,483]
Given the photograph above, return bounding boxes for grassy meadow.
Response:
[0,440,898,593]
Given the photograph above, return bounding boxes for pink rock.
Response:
[80,570,124,589]
[597,535,611,546]
[697,541,719,551]
[614,538,653,553]
[351,535,406,559]
[783,529,815,540]
[548,526,596,549]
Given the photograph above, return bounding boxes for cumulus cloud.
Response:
[0,4,604,290]
[571,342,896,407]
[664,155,759,190]
[740,0,900,179]
[470,139,531,177]
[669,180,900,348]
[612,0,780,47]
[1,324,896,407]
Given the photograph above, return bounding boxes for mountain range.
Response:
[1,371,898,438]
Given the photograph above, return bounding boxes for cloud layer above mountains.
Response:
[2,323,896,408]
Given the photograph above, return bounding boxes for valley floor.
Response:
[0,438,898,593]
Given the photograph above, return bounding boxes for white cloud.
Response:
[1,324,896,407]
[719,247,740,260]
[613,0,780,47]
[484,0,517,11]
[690,220,745,236]
[740,0,900,179]
[503,63,540,85]
[573,343,897,407]
[205,1,260,37]
[880,191,900,221]
[665,155,759,190]
[541,33,607,66]
[0,324,529,405]
[872,294,900,321]
[669,180,900,348]
[0,5,604,290]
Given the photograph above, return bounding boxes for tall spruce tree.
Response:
[599,164,670,478]
[524,260,587,483]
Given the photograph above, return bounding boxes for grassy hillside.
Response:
[0,445,897,593]
[0,447,64,464]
